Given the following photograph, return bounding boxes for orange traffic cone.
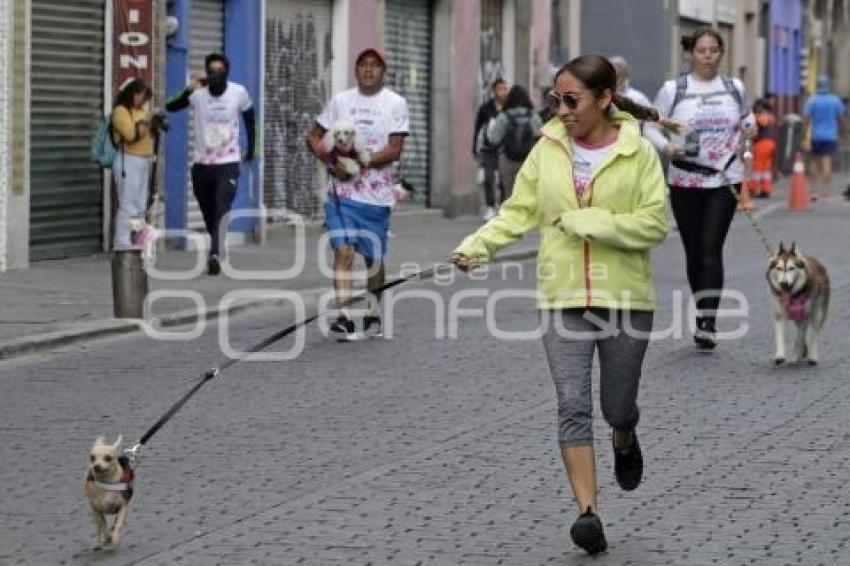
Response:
[788,152,810,211]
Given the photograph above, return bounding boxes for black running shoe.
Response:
[694,319,717,351]
[363,315,383,338]
[613,430,643,491]
[570,507,607,554]
[207,255,221,276]
[330,316,358,341]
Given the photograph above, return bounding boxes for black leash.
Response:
[127,258,455,457]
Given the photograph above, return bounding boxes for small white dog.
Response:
[767,242,830,366]
[128,218,158,264]
[84,436,134,550]
[322,120,370,177]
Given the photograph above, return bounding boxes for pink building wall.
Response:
[347,0,379,86]
[532,0,552,103]
[451,0,480,206]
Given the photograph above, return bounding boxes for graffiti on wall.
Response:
[479,25,504,105]
[264,13,332,217]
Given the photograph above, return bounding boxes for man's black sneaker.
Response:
[363,315,383,338]
[207,256,221,276]
[330,316,358,341]
[570,507,607,554]
[613,430,643,491]
[694,319,717,351]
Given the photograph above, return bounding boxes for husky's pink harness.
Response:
[782,291,809,324]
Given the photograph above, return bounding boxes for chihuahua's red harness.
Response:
[91,456,135,503]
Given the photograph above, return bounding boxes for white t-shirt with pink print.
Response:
[317,87,410,207]
[570,130,619,201]
[190,82,253,165]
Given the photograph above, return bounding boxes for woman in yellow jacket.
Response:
[111,79,154,251]
[453,55,669,554]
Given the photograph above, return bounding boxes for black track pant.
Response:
[191,163,240,257]
[669,185,738,328]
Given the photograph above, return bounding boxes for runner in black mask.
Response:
[166,53,256,275]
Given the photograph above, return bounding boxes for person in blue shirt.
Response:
[803,75,845,201]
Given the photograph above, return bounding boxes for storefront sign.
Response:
[679,0,714,23]
[113,0,154,93]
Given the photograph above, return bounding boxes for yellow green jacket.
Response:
[455,111,669,311]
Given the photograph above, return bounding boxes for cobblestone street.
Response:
[2,201,850,565]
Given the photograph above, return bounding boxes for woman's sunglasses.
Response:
[547,91,583,110]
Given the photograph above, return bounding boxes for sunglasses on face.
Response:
[547,90,583,110]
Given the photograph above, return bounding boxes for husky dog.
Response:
[322,120,371,177]
[84,436,134,550]
[767,242,830,365]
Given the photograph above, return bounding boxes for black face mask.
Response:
[207,71,228,96]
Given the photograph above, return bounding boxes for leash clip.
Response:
[124,443,142,464]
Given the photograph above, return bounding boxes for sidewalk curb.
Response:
[0,319,141,361]
[265,206,444,233]
[0,248,539,362]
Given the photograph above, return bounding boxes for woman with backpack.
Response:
[645,27,755,351]
[453,55,670,554]
[486,85,544,200]
[111,78,154,252]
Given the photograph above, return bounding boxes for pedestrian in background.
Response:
[645,27,755,351]
[166,53,256,275]
[111,79,154,252]
[749,98,778,198]
[454,54,669,555]
[486,85,544,202]
[803,75,845,201]
[609,56,653,110]
[539,86,557,123]
[306,48,410,341]
[473,79,510,221]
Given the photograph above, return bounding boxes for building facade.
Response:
[566,0,676,102]
[0,0,572,269]
[768,0,804,116]
[0,0,9,272]
[0,0,29,271]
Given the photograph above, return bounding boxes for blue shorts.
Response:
[324,196,391,261]
[811,140,838,156]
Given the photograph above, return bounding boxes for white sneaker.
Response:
[483,207,497,221]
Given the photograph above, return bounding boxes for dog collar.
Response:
[93,481,130,492]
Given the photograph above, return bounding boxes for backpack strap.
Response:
[720,75,746,118]
[669,73,689,116]
[669,73,745,118]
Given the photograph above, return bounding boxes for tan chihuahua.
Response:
[84,436,134,550]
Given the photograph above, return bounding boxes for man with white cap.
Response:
[306,48,410,340]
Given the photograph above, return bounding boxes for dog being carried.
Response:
[84,436,134,550]
[321,120,371,178]
[767,242,830,365]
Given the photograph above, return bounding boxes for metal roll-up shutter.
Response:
[264,0,333,217]
[385,0,432,204]
[188,0,225,230]
[30,0,105,259]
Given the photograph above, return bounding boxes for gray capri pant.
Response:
[541,308,653,447]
